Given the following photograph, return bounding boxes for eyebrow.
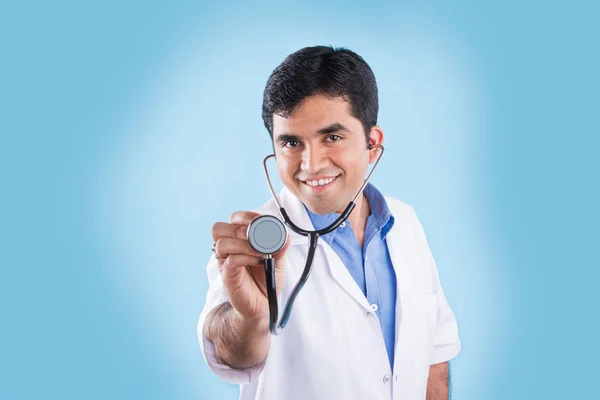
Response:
[275,122,352,143]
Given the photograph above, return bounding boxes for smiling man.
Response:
[198,46,461,400]
[273,96,379,245]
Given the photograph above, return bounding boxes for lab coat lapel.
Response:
[384,206,418,374]
[385,209,433,296]
[384,199,435,374]
[279,188,372,310]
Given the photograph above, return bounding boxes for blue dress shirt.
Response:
[304,183,397,368]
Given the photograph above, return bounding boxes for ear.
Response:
[367,126,385,163]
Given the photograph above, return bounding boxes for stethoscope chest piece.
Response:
[247,215,287,255]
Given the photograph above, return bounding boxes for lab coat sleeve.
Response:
[197,254,268,384]
[428,250,462,365]
[408,206,462,365]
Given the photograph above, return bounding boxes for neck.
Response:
[348,193,371,239]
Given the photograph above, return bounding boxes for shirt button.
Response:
[370,304,378,312]
[340,221,346,228]
[383,375,390,384]
[364,310,372,317]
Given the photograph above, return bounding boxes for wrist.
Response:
[232,307,270,337]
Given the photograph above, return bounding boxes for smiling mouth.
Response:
[301,175,339,188]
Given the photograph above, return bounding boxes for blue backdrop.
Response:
[1,1,598,399]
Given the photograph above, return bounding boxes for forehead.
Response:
[272,94,360,134]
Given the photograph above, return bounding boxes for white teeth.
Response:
[305,176,336,187]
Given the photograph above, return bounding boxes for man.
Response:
[198,46,461,400]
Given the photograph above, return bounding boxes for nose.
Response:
[300,145,328,174]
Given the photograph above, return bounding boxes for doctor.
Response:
[198,46,461,400]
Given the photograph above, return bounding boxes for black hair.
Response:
[262,45,378,146]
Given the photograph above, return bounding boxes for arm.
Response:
[203,301,271,369]
[426,361,450,400]
[199,210,290,382]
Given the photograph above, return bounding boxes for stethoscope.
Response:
[246,144,385,335]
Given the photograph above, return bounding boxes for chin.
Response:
[303,199,340,215]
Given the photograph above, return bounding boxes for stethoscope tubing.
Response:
[259,144,384,335]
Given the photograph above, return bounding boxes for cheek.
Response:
[337,151,369,177]
[276,158,296,182]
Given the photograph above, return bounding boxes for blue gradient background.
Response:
[1,1,598,399]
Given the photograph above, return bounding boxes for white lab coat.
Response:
[198,187,461,400]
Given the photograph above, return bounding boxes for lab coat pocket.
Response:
[407,293,437,388]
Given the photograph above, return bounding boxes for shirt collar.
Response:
[303,183,395,245]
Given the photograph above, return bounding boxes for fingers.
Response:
[211,211,262,242]
[211,222,249,242]
[219,254,264,274]
[229,211,262,225]
[214,237,264,260]
[211,211,289,264]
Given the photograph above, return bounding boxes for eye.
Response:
[326,134,342,142]
[283,140,300,148]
